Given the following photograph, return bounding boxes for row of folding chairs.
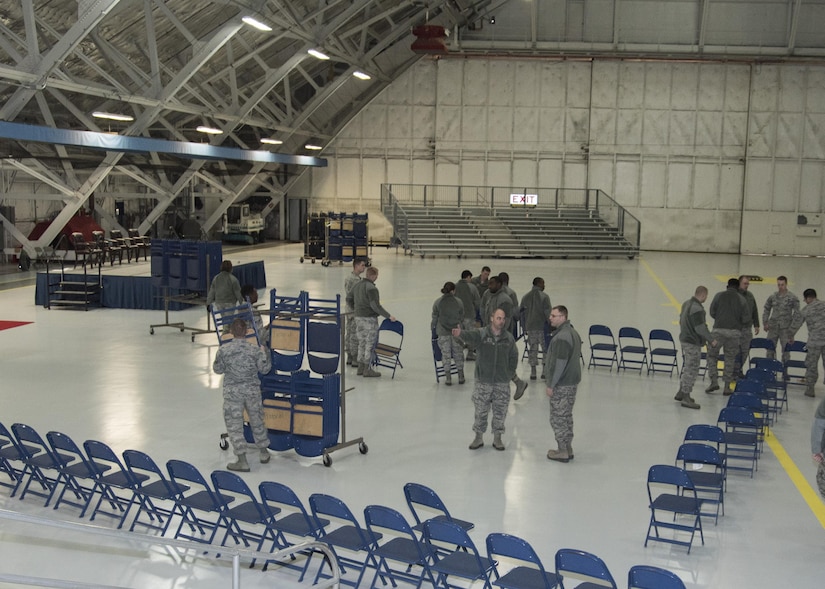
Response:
[588,325,680,376]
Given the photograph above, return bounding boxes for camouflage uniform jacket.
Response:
[455,279,480,320]
[206,271,242,307]
[519,287,551,332]
[543,320,582,388]
[763,291,800,329]
[431,293,465,337]
[344,271,361,313]
[458,326,518,384]
[792,298,825,346]
[213,339,271,395]
[679,296,713,346]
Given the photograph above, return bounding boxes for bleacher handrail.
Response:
[0,508,340,589]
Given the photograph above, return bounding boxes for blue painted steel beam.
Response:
[0,121,326,167]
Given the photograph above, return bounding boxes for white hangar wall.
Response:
[298,58,825,255]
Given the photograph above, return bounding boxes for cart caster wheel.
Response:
[311,258,316,264]
[150,328,154,335]
[359,442,368,455]
[323,453,332,467]
[219,434,229,450]
[300,257,304,263]
[179,327,184,332]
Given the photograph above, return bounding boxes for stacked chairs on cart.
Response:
[423,519,495,589]
[555,548,618,588]
[644,465,704,553]
[618,327,649,373]
[784,340,808,385]
[167,459,230,545]
[305,294,342,375]
[270,290,306,372]
[258,480,327,576]
[647,329,679,376]
[45,431,98,515]
[309,493,383,588]
[751,358,789,412]
[0,421,25,492]
[363,504,436,589]
[628,565,687,589]
[372,319,404,378]
[122,449,182,534]
[10,423,62,505]
[717,407,760,477]
[486,532,559,589]
[587,325,619,371]
[212,301,260,344]
[432,328,459,383]
[404,482,475,538]
[675,443,725,524]
[84,439,143,527]
[748,338,776,369]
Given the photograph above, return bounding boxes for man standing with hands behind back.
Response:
[545,305,582,464]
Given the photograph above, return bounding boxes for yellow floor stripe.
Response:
[641,256,825,528]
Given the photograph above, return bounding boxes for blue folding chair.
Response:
[751,357,789,412]
[310,493,384,588]
[587,325,618,371]
[167,459,231,545]
[555,548,618,588]
[45,431,98,515]
[734,378,776,426]
[123,449,183,534]
[647,329,679,376]
[618,327,648,373]
[364,504,436,589]
[628,565,686,589]
[11,423,62,505]
[424,519,495,589]
[0,421,26,493]
[84,439,143,527]
[726,393,768,450]
[404,482,475,536]
[717,407,760,477]
[644,465,704,554]
[373,319,404,378]
[307,320,341,375]
[747,337,775,368]
[258,481,327,576]
[784,340,808,385]
[675,443,725,524]
[270,290,306,372]
[486,532,559,589]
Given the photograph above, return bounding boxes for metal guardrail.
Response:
[0,509,340,589]
[380,183,640,254]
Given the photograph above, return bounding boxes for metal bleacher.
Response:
[380,184,640,259]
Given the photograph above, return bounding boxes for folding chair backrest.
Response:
[734,379,766,395]
[676,443,723,469]
[589,324,614,339]
[364,504,418,539]
[628,565,687,589]
[46,431,91,471]
[307,320,341,375]
[259,480,320,535]
[619,327,644,341]
[310,493,360,528]
[211,469,265,515]
[0,421,25,489]
[718,406,758,428]
[648,464,694,490]
[649,329,675,347]
[167,459,219,501]
[683,424,725,447]
[486,532,544,569]
[555,548,617,589]
[84,440,134,487]
[379,318,404,338]
[404,482,450,526]
[12,423,53,461]
[423,519,474,551]
[123,449,179,496]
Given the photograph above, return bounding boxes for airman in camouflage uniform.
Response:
[480,275,528,400]
[348,266,396,377]
[811,397,825,499]
[676,286,716,410]
[431,282,465,385]
[455,270,481,360]
[343,258,367,366]
[453,308,518,451]
[790,288,825,397]
[520,277,552,380]
[213,318,272,472]
[707,278,750,394]
[544,306,582,463]
[763,276,800,363]
[471,266,491,296]
[734,275,760,378]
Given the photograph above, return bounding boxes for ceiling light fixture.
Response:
[242,16,272,32]
[308,49,330,60]
[92,111,134,122]
[260,138,283,145]
[353,70,371,80]
[196,125,223,135]
[304,143,323,150]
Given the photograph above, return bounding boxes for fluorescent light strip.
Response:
[308,49,330,60]
[242,16,272,32]
[260,138,283,145]
[353,71,371,80]
[196,126,223,135]
[92,111,134,122]
[305,144,323,150]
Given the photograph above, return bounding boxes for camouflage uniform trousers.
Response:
[707,328,740,388]
[818,461,825,500]
[223,387,269,456]
[437,334,464,371]
[766,325,794,363]
[355,316,379,364]
[345,314,358,357]
[734,327,754,375]
[679,342,701,396]
[805,342,825,390]
[472,382,511,435]
[549,385,578,447]
[525,330,546,368]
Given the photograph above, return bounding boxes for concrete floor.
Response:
[1,244,823,588]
